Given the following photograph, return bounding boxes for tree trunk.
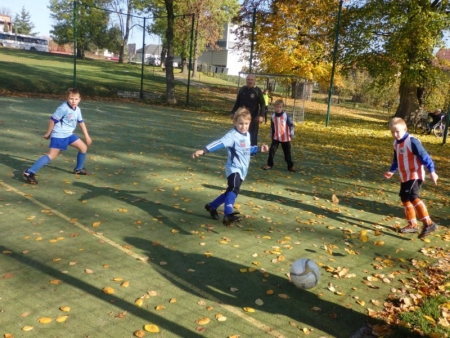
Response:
[395,77,419,124]
[119,3,132,64]
[164,0,176,104]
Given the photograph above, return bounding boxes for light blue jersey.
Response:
[50,102,84,138]
[205,127,258,180]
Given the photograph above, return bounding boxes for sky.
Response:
[2,1,449,50]
[0,0,157,45]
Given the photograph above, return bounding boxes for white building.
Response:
[197,23,248,76]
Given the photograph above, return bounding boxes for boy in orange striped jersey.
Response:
[384,118,439,239]
[263,99,295,172]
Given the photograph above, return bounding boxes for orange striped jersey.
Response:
[271,112,294,142]
[389,133,435,182]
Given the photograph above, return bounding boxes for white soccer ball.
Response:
[290,258,320,289]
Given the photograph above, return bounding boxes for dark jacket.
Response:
[231,86,265,119]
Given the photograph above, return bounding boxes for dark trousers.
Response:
[249,117,260,146]
[267,139,293,168]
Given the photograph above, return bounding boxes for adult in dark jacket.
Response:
[230,74,265,147]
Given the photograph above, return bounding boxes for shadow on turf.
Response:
[73,181,203,236]
[0,246,204,337]
[124,236,384,337]
[0,153,81,183]
[202,184,409,241]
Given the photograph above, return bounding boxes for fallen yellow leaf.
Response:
[143,324,160,333]
[196,317,210,325]
[22,326,34,331]
[102,286,115,294]
[243,307,255,313]
[38,317,52,324]
[56,315,69,323]
[60,306,70,312]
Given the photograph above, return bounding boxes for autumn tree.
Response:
[49,0,112,58]
[13,7,37,35]
[236,0,340,97]
[340,0,450,123]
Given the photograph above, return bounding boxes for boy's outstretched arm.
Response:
[429,172,438,185]
[192,149,206,159]
[79,122,92,146]
[43,119,56,139]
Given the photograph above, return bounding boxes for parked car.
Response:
[148,57,161,66]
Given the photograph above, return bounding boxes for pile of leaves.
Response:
[368,240,450,337]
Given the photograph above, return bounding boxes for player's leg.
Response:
[409,180,438,238]
[264,139,279,169]
[222,173,242,226]
[205,193,226,220]
[69,135,91,175]
[23,140,63,184]
[281,141,295,172]
[249,117,259,147]
[398,180,419,233]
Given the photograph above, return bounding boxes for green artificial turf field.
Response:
[0,95,449,338]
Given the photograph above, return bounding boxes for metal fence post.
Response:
[73,0,77,88]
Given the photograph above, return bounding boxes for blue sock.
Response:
[224,192,237,215]
[29,155,51,174]
[75,152,87,170]
[210,193,226,210]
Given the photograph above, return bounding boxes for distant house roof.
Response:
[135,44,163,55]
[436,49,450,62]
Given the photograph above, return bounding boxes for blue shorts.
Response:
[49,134,79,151]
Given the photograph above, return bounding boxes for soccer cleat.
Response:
[263,165,272,170]
[23,170,38,184]
[399,224,419,233]
[288,167,296,173]
[73,168,91,175]
[223,212,240,226]
[418,223,438,239]
[205,203,219,220]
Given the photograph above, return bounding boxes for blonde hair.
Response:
[389,117,407,129]
[233,107,252,122]
[274,99,284,107]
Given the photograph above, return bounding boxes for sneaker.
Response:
[73,168,91,175]
[288,167,296,173]
[23,170,38,184]
[418,223,438,239]
[223,212,240,226]
[205,203,219,220]
[263,165,272,170]
[399,224,419,233]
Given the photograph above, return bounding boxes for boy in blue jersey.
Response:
[192,108,268,225]
[23,88,92,184]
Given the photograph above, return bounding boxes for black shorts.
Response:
[226,172,243,196]
[399,179,422,202]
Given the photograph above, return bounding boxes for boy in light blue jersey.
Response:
[192,108,268,225]
[23,88,92,184]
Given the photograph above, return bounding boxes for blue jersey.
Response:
[50,102,84,138]
[205,127,258,180]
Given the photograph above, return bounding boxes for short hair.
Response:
[435,108,442,113]
[389,117,407,129]
[274,99,284,107]
[233,107,252,122]
[67,88,80,96]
